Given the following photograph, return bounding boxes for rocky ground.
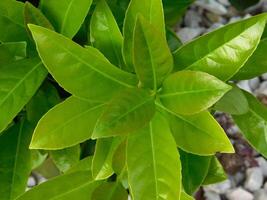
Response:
[178,0,267,200]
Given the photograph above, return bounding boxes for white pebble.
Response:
[184,10,202,28]
[248,77,260,91]
[195,0,228,15]
[237,80,252,93]
[256,157,267,177]
[176,27,204,43]
[255,81,267,96]
[217,0,230,6]
[27,176,36,187]
[262,73,267,80]
[204,191,221,200]
[244,167,263,192]
[255,189,267,200]
[204,179,231,194]
[226,188,253,200]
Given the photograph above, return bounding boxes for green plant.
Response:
[1,0,267,200]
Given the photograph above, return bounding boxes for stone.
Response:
[255,189,267,200]
[176,27,204,43]
[204,179,232,194]
[204,190,221,200]
[205,23,224,33]
[262,73,267,80]
[27,176,36,187]
[232,172,245,186]
[248,77,260,91]
[226,188,253,200]
[217,0,230,6]
[244,167,263,192]
[264,182,267,191]
[256,157,267,177]
[237,80,252,93]
[195,0,228,15]
[184,10,202,28]
[255,81,267,96]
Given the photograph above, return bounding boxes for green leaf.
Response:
[40,0,93,38]
[203,156,227,185]
[133,16,173,91]
[0,0,28,42]
[112,139,126,175]
[166,27,182,52]
[90,0,124,68]
[160,70,231,115]
[0,42,27,65]
[179,150,211,195]
[92,137,122,180]
[0,57,47,133]
[29,25,137,102]
[180,191,195,200]
[16,171,101,200]
[0,120,33,200]
[34,157,60,179]
[173,13,267,81]
[163,0,195,26]
[229,0,260,10]
[232,38,267,80]
[31,150,48,170]
[50,145,81,173]
[157,103,234,155]
[123,0,165,71]
[92,182,128,200]
[232,91,267,157]
[92,88,155,138]
[30,96,105,150]
[24,1,54,37]
[26,82,60,124]
[67,156,93,174]
[127,113,181,200]
[214,86,249,115]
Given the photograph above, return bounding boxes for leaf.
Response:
[24,1,54,38]
[0,42,27,65]
[50,145,81,173]
[127,113,181,200]
[156,103,234,155]
[112,139,127,175]
[232,38,267,80]
[31,150,48,170]
[123,0,165,71]
[92,88,155,138]
[16,171,101,200]
[90,0,124,68]
[133,16,173,91]
[29,25,137,102]
[34,157,60,179]
[166,27,182,52]
[214,86,249,115]
[0,120,33,200]
[92,182,128,200]
[180,191,195,200]
[160,70,231,115]
[92,137,122,180]
[232,91,267,157]
[26,81,60,124]
[67,156,93,174]
[39,0,93,38]
[229,0,260,10]
[203,156,227,185]
[0,0,25,26]
[179,150,211,195]
[30,96,105,150]
[0,57,47,133]
[163,0,195,26]
[173,13,267,81]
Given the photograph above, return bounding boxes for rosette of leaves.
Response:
[1,0,267,200]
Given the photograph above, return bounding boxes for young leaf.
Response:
[173,13,267,81]
[39,0,93,38]
[214,86,249,115]
[232,38,267,80]
[160,70,231,115]
[203,156,227,185]
[50,145,81,173]
[157,103,234,155]
[0,58,47,133]
[0,120,33,200]
[133,16,173,91]
[16,171,101,200]
[127,113,181,200]
[24,2,54,34]
[92,88,155,138]
[31,96,105,150]
[90,0,125,68]
[92,182,128,200]
[0,42,27,65]
[92,137,122,180]
[163,0,195,26]
[179,150,211,195]
[123,0,165,71]
[29,25,137,102]
[232,91,267,157]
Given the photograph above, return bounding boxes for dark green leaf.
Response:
[166,27,182,52]
[127,113,181,200]
[92,88,155,138]
[0,42,27,65]
[92,182,128,200]
[160,70,231,115]
[229,0,260,10]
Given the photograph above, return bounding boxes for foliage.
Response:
[0,0,267,200]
